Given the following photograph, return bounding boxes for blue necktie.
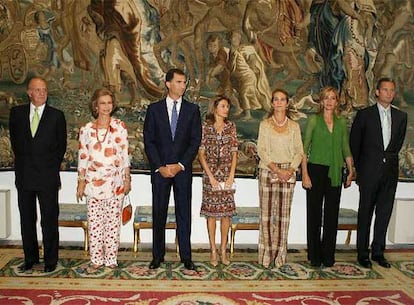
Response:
[171,101,178,139]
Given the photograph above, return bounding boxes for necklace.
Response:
[95,120,110,144]
[272,115,288,127]
[96,128,109,143]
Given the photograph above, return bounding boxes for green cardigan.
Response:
[303,114,352,187]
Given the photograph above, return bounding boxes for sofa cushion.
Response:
[59,204,87,221]
[232,207,260,224]
[338,208,358,225]
[134,206,176,223]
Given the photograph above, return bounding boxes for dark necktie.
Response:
[171,101,178,139]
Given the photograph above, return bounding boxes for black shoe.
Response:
[372,256,391,268]
[44,264,57,273]
[149,258,164,269]
[18,262,36,272]
[310,261,321,267]
[358,257,372,269]
[182,260,196,270]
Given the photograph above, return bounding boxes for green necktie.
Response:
[31,107,40,137]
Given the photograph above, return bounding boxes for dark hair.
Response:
[165,68,186,82]
[33,10,45,24]
[317,86,340,115]
[206,33,221,46]
[227,30,243,44]
[266,88,290,118]
[376,77,396,90]
[90,88,116,118]
[205,96,231,123]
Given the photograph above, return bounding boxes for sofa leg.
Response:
[82,221,89,253]
[345,230,352,245]
[134,228,140,254]
[230,225,237,257]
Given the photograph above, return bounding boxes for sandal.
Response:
[86,263,102,273]
[210,249,218,267]
[221,249,230,266]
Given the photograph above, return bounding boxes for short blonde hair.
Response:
[90,88,116,118]
[318,86,340,115]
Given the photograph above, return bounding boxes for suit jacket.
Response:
[9,103,67,190]
[143,98,201,182]
[350,104,407,185]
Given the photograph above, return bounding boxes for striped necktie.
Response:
[171,101,178,139]
[31,107,40,137]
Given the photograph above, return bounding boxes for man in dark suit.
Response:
[9,77,67,273]
[350,77,407,269]
[143,68,202,270]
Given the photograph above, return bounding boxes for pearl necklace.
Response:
[272,116,288,127]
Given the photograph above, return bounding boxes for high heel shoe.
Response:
[221,249,230,266]
[210,250,218,267]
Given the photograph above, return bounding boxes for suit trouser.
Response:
[151,173,192,261]
[306,163,341,266]
[357,173,397,259]
[17,189,59,266]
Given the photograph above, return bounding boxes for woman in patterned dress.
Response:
[257,89,304,268]
[76,88,131,272]
[199,96,238,267]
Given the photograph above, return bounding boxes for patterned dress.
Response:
[200,121,238,217]
[78,117,130,267]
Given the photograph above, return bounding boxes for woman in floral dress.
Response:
[76,88,130,272]
[199,96,238,266]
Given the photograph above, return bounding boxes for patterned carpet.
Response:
[0,246,413,304]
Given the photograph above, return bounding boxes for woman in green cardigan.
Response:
[301,86,354,267]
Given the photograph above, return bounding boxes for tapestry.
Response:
[0,0,413,179]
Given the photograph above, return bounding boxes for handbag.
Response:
[342,166,351,188]
[212,182,236,192]
[122,195,132,225]
[270,174,296,184]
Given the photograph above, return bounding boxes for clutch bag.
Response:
[212,182,236,192]
[122,195,132,225]
[270,173,296,184]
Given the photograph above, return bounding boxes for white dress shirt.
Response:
[30,103,45,122]
[166,96,182,124]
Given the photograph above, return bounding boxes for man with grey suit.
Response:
[9,77,67,273]
[350,77,407,269]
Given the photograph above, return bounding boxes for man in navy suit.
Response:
[143,68,202,270]
[350,77,407,269]
[9,77,67,273]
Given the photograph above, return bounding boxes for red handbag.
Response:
[122,195,132,225]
